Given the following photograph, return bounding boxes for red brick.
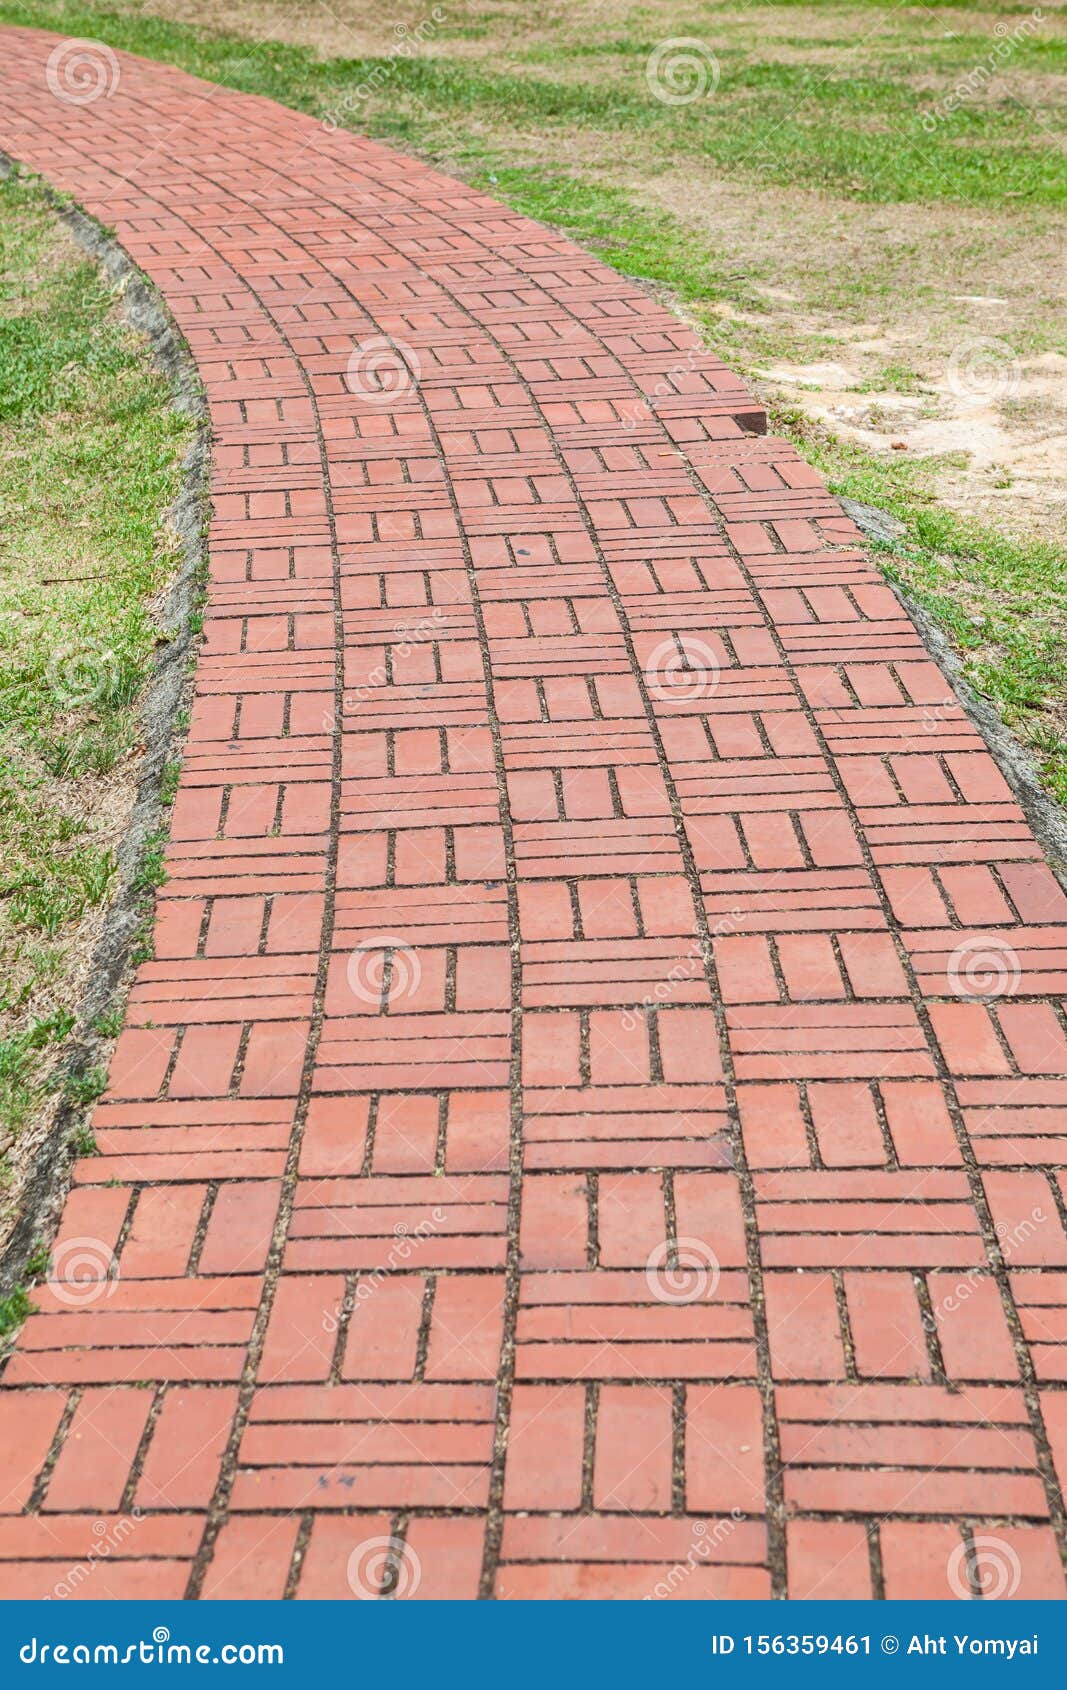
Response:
[845,1272,928,1380]
[296,1514,393,1599]
[298,1095,371,1177]
[120,1186,204,1278]
[106,1026,173,1099]
[928,1003,1010,1076]
[137,1388,239,1509]
[881,1080,961,1165]
[838,931,909,997]
[984,1171,1067,1266]
[199,1180,281,1275]
[260,1276,343,1381]
[1001,862,1067,924]
[425,1274,506,1380]
[658,1009,724,1082]
[940,865,1013,927]
[169,1023,242,1099]
[786,1521,872,1598]
[446,1090,510,1172]
[597,1173,666,1266]
[522,1011,580,1086]
[765,1272,844,1379]
[0,1393,67,1513]
[674,1172,748,1267]
[504,1384,585,1510]
[519,1174,589,1269]
[201,1516,298,1599]
[204,897,265,958]
[241,1021,308,1096]
[999,1002,1067,1074]
[930,1272,1019,1380]
[714,935,777,1004]
[45,1388,151,1513]
[736,1084,810,1168]
[880,1522,964,1599]
[399,1516,485,1599]
[808,1081,884,1166]
[49,1186,129,1266]
[593,1385,673,1511]
[980,1526,1066,1598]
[342,1273,422,1381]
[590,1008,651,1084]
[778,934,844,1000]
[368,1093,438,1173]
[1041,1390,1067,1503]
[685,1386,765,1513]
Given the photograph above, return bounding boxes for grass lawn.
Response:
[0,168,192,1258]
[2,0,1064,811]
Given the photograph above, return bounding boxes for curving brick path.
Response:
[2,26,1067,1601]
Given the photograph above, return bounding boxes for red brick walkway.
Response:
[2,28,1067,1601]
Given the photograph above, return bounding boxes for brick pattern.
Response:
[1,29,1065,1602]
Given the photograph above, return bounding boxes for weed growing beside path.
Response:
[0,170,192,1244]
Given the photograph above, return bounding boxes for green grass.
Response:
[774,408,1067,805]
[0,167,191,1152]
[0,1241,48,1342]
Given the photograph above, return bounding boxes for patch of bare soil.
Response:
[755,351,1065,533]
[640,166,1067,548]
